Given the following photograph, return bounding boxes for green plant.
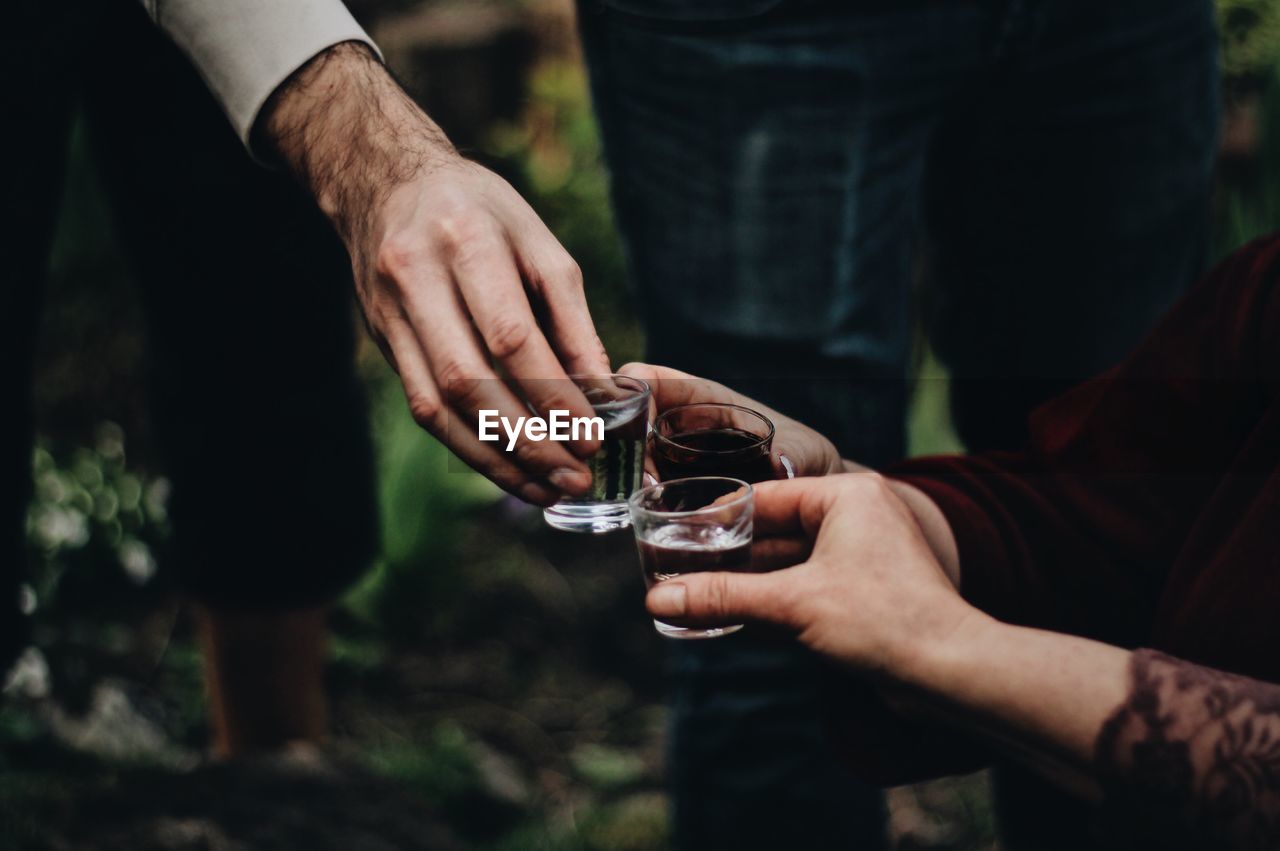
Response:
[1217,64,1280,255]
[1218,0,1280,86]
[24,423,171,619]
[487,59,644,366]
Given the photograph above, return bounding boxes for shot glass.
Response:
[628,476,753,639]
[543,374,651,534]
[651,403,775,484]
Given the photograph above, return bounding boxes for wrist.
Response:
[888,603,1006,697]
[257,42,456,237]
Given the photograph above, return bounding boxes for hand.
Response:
[260,43,611,505]
[646,473,981,680]
[617,363,844,479]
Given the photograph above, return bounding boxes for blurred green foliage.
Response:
[1217,64,1280,254]
[1219,0,1280,85]
[24,424,170,627]
[342,378,502,642]
[488,59,644,367]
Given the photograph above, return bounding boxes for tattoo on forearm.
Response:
[1095,649,1280,850]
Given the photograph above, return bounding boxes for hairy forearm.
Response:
[900,619,1280,848]
[256,41,455,243]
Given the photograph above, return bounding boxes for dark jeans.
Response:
[1,2,377,668]
[578,0,1219,847]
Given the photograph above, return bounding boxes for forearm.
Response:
[900,617,1280,849]
[897,615,1126,794]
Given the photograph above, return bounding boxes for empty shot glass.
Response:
[628,476,753,639]
[543,374,651,534]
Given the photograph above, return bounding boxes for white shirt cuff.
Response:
[147,0,381,147]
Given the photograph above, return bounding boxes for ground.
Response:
[2,495,995,850]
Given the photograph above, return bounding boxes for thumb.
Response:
[646,570,798,629]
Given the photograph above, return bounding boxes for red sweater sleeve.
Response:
[831,236,1280,787]
[893,235,1280,644]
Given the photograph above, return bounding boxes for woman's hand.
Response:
[618,363,844,480]
[645,472,981,679]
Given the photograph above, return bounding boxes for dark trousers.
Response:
[578,0,1219,847]
[1,3,377,668]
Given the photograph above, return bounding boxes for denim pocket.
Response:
[600,0,785,22]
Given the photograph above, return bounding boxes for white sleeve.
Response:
[143,0,381,146]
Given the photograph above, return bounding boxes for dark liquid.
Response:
[653,427,773,484]
[583,404,647,502]
[637,536,752,590]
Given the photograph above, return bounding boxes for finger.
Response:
[386,298,586,501]
[752,534,814,571]
[749,477,847,536]
[620,363,836,479]
[406,277,591,488]
[645,569,800,629]
[618,363,730,415]
[384,320,560,504]
[449,230,600,456]
[508,224,612,377]
[620,363,746,483]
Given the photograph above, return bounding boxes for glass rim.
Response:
[628,476,754,519]
[566,373,651,413]
[652,403,775,453]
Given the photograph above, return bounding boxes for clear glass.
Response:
[628,477,753,639]
[543,374,651,534]
[651,403,775,484]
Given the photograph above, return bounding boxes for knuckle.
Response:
[704,573,734,619]
[551,255,584,290]
[375,236,423,280]
[772,582,805,625]
[435,357,474,390]
[406,394,442,429]
[486,315,533,360]
[440,372,483,408]
[435,207,491,252]
[365,299,403,332]
[617,361,654,383]
[847,470,888,497]
[513,438,550,467]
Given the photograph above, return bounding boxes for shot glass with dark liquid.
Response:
[652,403,775,484]
[543,374,650,534]
[628,476,753,639]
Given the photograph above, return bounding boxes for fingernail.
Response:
[548,467,590,494]
[648,583,687,616]
[643,472,658,488]
[779,454,796,480]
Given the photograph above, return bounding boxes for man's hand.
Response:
[260,43,611,505]
[617,363,844,479]
[646,473,979,679]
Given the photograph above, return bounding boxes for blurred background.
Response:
[4,1,1280,848]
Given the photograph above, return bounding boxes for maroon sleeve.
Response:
[893,235,1280,644]
[831,236,1280,787]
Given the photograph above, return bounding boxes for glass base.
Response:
[653,620,744,640]
[544,501,631,534]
